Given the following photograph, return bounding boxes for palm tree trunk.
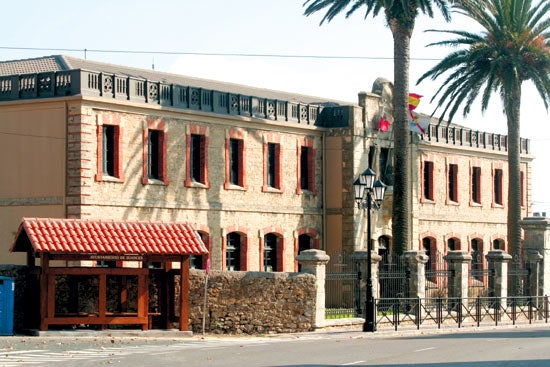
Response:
[390,21,412,254]
[506,85,522,262]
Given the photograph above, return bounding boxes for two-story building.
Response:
[0,55,533,273]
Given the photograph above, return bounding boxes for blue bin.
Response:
[0,277,14,335]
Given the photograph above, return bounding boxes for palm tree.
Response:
[417,0,550,262]
[303,0,453,254]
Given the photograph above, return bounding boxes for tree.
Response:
[417,0,550,262]
[303,0,452,254]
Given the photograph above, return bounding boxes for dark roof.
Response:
[0,55,349,106]
[11,217,208,255]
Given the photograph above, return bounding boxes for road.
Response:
[0,326,548,366]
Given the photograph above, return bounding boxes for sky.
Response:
[2,0,550,213]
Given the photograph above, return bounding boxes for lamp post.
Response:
[353,168,386,332]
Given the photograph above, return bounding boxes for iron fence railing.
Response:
[376,296,549,331]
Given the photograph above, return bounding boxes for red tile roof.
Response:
[11,218,208,256]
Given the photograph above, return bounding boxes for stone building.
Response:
[0,55,532,272]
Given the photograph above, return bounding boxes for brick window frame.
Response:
[142,119,169,185]
[493,167,504,206]
[185,124,210,188]
[294,228,319,271]
[222,227,249,271]
[296,137,317,195]
[471,165,482,205]
[520,170,525,207]
[95,115,125,182]
[447,163,459,204]
[421,160,435,202]
[262,134,283,192]
[224,129,247,190]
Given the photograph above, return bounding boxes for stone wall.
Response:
[188,269,317,334]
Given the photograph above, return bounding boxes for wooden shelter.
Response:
[11,218,208,331]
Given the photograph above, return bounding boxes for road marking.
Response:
[341,361,365,365]
[414,347,436,352]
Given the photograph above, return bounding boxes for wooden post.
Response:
[39,253,49,331]
[179,255,190,331]
[99,274,107,329]
[138,272,149,331]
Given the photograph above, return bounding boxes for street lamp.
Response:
[354,168,386,332]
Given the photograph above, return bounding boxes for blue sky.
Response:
[2,0,550,213]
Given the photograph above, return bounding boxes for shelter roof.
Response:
[10,218,208,256]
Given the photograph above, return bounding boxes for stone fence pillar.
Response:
[296,249,330,328]
[486,250,512,309]
[445,251,472,307]
[404,250,428,299]
[520,217,550,297]
[352,250,382,315]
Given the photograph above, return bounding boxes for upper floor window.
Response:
[379,148,394,186]
[142,120,168,185]
[297,139,316,195]
[185,132,209,187]
[448,164,458,203]
[520,170,525,207]
[494,168,503,205]
[263,142,282,191]
[95,121,124,182]
[224,131,246,190]
[471,166,481,204]
[423,161,434,201]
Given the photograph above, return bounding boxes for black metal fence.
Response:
[325,251,361,319]
[376,296,549,330]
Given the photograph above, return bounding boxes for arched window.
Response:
[378,236,390,258]
[226,232,241,271]
[493,239,504,250]
[298,234,312,254]
[448,238,458,252]
[264,233,278,272]
[190,232,208,269]
[471,238,483,281]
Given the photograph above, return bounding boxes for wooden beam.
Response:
[137,273,149,331]
[179,255,190,331]
[39,253,49,331]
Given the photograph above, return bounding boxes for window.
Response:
[190,233,208,269]
[185,127,209,188]
[263,142,282,191]
[448,238,457,251]
[264,233,278,272]
[148,130,161,179]
[521,171,525,207]
[226,232,242,271]
[95,122,123,182]
[102,125,116,176]
[493,239,504,250]
[379,148,394,186]
[142,120,168,185]
[423,161,434,201]
[494,168,503,205]
[471,166,481,204]
[297,139,316,194]
[471,239,483,281]
[448,164,458,202]
[224,136,246,189]
[422,237,435,281]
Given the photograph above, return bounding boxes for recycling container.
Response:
[0,277,14,335]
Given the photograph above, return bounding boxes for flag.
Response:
[408,93,422,111]
[409,114,429,135]
[379,115,390,131]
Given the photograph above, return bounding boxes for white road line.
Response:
[341,361,365,365]
[414,347,436,352]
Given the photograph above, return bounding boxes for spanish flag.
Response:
[408,93,422,111]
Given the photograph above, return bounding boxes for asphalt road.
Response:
[0,326,549,366]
